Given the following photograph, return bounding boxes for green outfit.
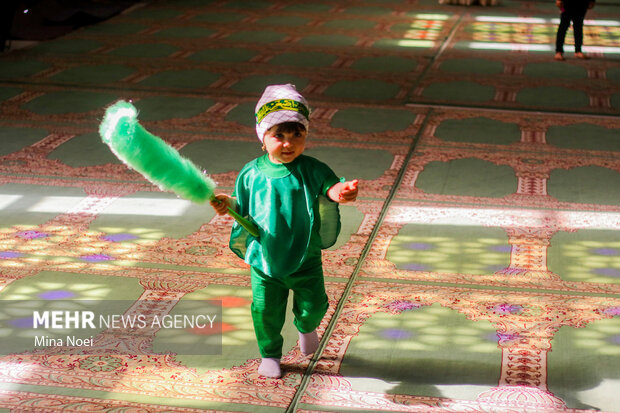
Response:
[230,154,341,358]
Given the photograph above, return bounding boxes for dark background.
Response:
[2,0,140,51]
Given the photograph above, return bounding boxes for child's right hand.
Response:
[210,194,231,215]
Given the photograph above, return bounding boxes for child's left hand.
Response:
[340,179,358,202]
[329,179,358,203]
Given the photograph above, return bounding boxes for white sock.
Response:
[299,330,319,356]
[258,358,281,378]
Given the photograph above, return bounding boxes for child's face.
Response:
[263,125,307,164]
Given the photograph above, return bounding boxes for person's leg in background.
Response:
[570,5,589,58]
[555,8,572,60]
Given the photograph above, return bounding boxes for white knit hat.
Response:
[255,84,310,142]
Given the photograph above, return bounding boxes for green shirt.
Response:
[230,154,341,278]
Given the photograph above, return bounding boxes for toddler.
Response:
[211,84,358,378]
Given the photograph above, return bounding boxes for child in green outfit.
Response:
[211,84,358,378]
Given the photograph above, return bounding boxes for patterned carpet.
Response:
[0,0,619,411]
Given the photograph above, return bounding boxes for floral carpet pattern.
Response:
[0,0,619,412]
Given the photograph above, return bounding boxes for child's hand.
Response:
[210,194,231,215]
[338,179,358,203]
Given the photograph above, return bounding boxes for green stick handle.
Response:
[227,206,259,237]
[209,197,259,237]
[209,195,259,237]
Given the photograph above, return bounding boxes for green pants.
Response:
[250,256,329,359]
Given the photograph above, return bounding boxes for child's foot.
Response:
[299,330,319,356]
[575,52,589,59]
[554,52,564,61]
[258,358,281,378]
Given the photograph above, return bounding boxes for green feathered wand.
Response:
[99,100,259,237]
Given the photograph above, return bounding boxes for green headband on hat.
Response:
[255,99,310,125]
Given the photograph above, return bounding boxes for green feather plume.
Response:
[99,100,259,237]
[99,100,215,203]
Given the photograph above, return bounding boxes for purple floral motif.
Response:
[592,248,619,256]
[102,233,137,242]
[604,307,620,316]
[380,328,413,340]
[386,300,421,313]
[493,304,523,315]
[609,335,620,345]
[39,290,76,300]
[593,268,620,278]
[80,254,114,262]
[17,230,49,240]
[0,251,23,259]
[489,245,512,253]
[9,317,33,328]
[405,242,433,250]
[488,332,521,342]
